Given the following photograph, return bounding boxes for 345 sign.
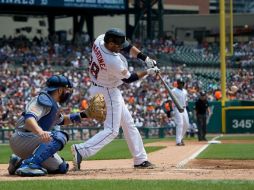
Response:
[226,108,254,133]
[232,119,254,129]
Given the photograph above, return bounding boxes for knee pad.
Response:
[51,131,69,150]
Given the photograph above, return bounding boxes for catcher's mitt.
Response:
[84,94,106,122]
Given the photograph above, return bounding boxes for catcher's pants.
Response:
[174,108,189,144]
[75,85,148,165]
[9,130,64,171]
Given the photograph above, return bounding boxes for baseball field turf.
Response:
[1,179,254,190]
[1,135,254,163]
[0,138,166,163]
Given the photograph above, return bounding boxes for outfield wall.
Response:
[189,100,254,134]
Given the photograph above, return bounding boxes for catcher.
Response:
[8,75,106,177]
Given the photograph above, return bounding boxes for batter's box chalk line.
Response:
[176,135,222,169]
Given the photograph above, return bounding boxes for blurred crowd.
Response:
[231,41,254,67]
[0,35,254,130]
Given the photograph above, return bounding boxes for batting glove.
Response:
[147,67,160,75]
[145,57,157,68]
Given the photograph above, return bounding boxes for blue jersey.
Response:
[16,92,64,131]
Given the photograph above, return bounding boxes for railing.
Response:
[0,126,174,143]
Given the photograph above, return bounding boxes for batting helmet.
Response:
[104,28,129,49]
[177,78,185,86]
[45,75,73,92]
[200,91,206,96]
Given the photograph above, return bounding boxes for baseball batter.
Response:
[172,79,189,146]
[71,28,159,170]
[8,75,91,176]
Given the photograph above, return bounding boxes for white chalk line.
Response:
[176,135,223,169]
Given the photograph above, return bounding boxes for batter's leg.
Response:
[120,104,147,165]
[74,88,123,160]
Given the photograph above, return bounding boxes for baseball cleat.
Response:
[8,154,22,175]
[15,165,47,177]
[71,144,82,171]
[134,161,155,169]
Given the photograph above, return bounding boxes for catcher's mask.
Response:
[104,28,129,49]
[45,75,73,103]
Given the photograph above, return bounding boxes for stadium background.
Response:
[0,0,254,187]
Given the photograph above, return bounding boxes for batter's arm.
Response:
[121,44,140,57]
[129,46,141,58]
[122,45,156,68]
[122,70,150,84]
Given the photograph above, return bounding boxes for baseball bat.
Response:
[157,73,184,113]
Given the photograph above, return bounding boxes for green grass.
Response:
[0,144,13,163]
[218,135,254,140]
[0,180,254,190]
[197,144,254,159]
[60,139,166,161]
[0,139,167,164]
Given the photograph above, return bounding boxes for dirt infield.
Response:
[0,140,254,181]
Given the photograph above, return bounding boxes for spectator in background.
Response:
[194,91,210,141]
[227,85,238,100]
[214,90,222,101]
[162,99,174,118]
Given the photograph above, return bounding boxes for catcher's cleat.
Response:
[134,161,155,169]
[15,163,47,177]
[8,154,22,175]
[71,145,82,171]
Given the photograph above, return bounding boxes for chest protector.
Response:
[37,92,59,131]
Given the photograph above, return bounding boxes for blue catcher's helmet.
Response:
[45,75,73,92]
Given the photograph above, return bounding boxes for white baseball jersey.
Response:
[75,34,148,165]
[171,88,188,109]
[89,34,131,88]
[172,88,189,144]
